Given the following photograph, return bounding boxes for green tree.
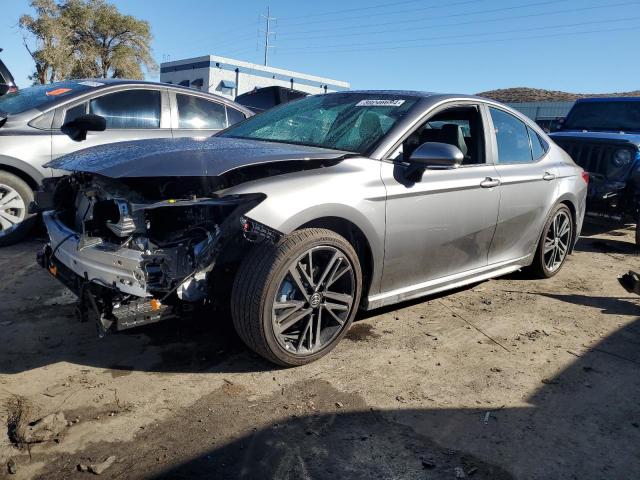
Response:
[19,0,157,84]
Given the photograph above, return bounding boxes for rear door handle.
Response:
[542,172,556,181]
[480,177,501,188]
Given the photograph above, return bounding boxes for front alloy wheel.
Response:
[272,246,355,356]
[232,228,362,366]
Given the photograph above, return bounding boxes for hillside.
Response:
[477,87,640,103]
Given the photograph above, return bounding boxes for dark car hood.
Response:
[551,130,640,146]
[45,137,351,178]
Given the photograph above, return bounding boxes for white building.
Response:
[160,55,350,100]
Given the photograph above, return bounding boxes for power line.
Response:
[275,25,639,56]
[278,0,486,27]
[278,0,445,21]
[276,0,640,41]
[276,16,640,52]
[278,0,571,35]
[277,0,560,29]
[163,31,258,58]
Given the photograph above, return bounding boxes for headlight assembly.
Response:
[612,148,632,167]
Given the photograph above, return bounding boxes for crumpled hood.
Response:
[45,136,350,178]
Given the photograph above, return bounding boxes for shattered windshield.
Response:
[220,93,419,154]
[563,100,640,132]
[0,81,93,114]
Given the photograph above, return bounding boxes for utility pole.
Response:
[260,6,276,66]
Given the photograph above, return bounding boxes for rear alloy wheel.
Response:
[231,228,362,366]
[0,171,36,247]
[531,204,573,278]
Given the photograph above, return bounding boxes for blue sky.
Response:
[1,0,639,93]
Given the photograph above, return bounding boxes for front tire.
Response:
[0,171,36,247]
[231,228,362,367]
[530,204,574,278]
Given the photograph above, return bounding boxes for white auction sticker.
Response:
[356,99,405,107]
[78,81,105,87]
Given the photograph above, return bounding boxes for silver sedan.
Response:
[40,91,587,366]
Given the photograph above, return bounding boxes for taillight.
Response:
[581,171,589,184]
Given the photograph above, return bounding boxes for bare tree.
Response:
[64,0,157,79]
[19,0,73,84]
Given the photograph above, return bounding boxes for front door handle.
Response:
[542,172,556,181]
[480,177,501,188]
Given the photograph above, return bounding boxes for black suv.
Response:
[551,98,640,246]
[0,49,18,96]
[235,86,308,113]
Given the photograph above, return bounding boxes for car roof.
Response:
[327,89,488,102]
[236,85,308,96]
[25,79,252,115]
[575,97,640,103]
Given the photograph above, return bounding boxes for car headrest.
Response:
[440,123,468,156]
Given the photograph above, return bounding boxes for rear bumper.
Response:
[42,211,149,297]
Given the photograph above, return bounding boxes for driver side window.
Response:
[392,105,486,165]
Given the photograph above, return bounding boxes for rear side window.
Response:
[90,90,161,129]
[528,126,548,160]
[489,108,533,164]
[176,94,226,129]
[226,107,246,126]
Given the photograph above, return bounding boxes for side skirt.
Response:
[364,254,533,310]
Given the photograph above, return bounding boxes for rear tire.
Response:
[635,219,640,250]
[231,228,362,367]
[530,204,574,278]
[0,171,36,247]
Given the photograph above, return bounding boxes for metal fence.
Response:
[506,101,575,120]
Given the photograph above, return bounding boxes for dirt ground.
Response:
[0,221,639,480]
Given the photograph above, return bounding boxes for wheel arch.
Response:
[297,216,376,303]
[530,194,579,260]
[557,195,578,254]
[0,155,44,190]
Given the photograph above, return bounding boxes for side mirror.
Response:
[409,142,464,169]
[61,114,106,142]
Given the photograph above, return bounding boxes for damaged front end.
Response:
[36,173,274,336]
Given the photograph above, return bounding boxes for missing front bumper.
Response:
[38,244,181,335]
[39,211,186,335]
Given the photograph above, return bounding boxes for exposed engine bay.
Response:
[36,173,277,335]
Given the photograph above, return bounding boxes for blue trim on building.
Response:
[161,60,349,91]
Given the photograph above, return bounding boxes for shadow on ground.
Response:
[154,318,640,480]
[540,292,640,315]
[36,318,639,479]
